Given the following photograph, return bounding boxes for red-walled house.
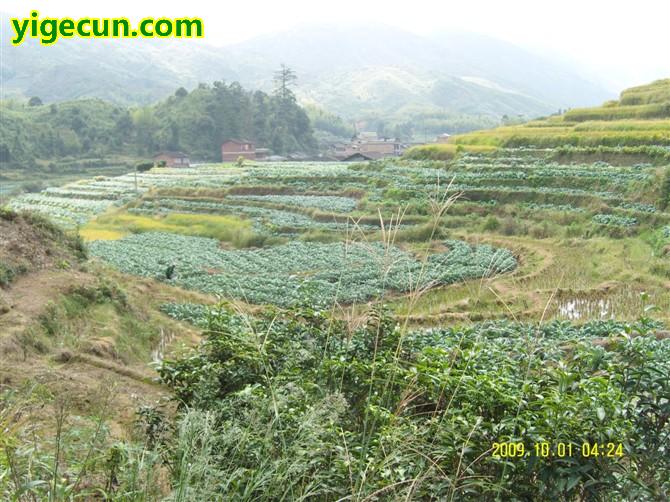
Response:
[153,151,190,167]
[221,139,256,162]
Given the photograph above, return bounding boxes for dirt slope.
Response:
[0,209,205,440]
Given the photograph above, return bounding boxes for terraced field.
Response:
[407,80,670,168]
[90,234,516,305]
[3,147,670,502]
[5,153,670,321]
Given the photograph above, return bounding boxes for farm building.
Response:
[341,152,374,162]
[153,151,190,167]
[330,134,405,161]
[436,133,451,143]
[358,139,403,159]
[222,139,256,162]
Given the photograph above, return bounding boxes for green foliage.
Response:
[482,215,500,231]
[619,79,670,106]
[304,105,355,138]
[445,79,670,149]
[89,233,517,306]
[564,103,670,122]
[520,202,585,213]
[0,261,23,287]
[553,145,670,164]
[592,213,638,228]
[660,167,670,210]
[227,194,358,212]
[404,143,497,160]
[136,162,153,172]
[10,155,665,255]
[0,80,317,166]
[0,389,164,501]
[273,64,298,102]
[151,82,316,159]
[0,99,132,164]
[156,305,670,499]
[619,201,657,213]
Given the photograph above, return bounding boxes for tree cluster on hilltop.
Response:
[0,71,317,167]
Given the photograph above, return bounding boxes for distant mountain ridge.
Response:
[1,20,612,126]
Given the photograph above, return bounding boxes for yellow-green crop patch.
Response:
[403,143,498,160]
[82,211,259,247]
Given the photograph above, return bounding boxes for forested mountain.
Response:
[1,20,612,137]
[0,81,316,167]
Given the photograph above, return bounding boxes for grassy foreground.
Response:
[3,298,668,500]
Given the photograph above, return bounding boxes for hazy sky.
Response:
[4,0,669,91]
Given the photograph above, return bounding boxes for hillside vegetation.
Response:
[0,209,85,287]
[407,79,670,157]
[2,76,670,499]
[0,81,316,168]
[1,24,611,134]
[3,151,670,498]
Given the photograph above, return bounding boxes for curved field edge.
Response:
[87,232,518,308]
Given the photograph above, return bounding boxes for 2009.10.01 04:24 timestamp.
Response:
[491,442,624,458]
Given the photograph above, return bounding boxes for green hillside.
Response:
[0,82,316,168]
[407,79,670,156]
[1,22,612,138]
[619,78,670,105]
[0,99,131,165]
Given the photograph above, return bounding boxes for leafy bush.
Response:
[136,162,154,172]
[482,215,500,231]
[157,305,670,499]
[660,167,670,210]
[0,261,20,286]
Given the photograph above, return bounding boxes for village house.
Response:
[358,139,403,159]
[331,132,404,161]
[436,133,451,143]
[221,139,256,162]
[153,151,190,168]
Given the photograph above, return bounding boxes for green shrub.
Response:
[136,162,154,172]
[0,208,17,221]
[0,261,17,286]
[156,305,670,500]
[482,215,500,231]
[660,167,670,210]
